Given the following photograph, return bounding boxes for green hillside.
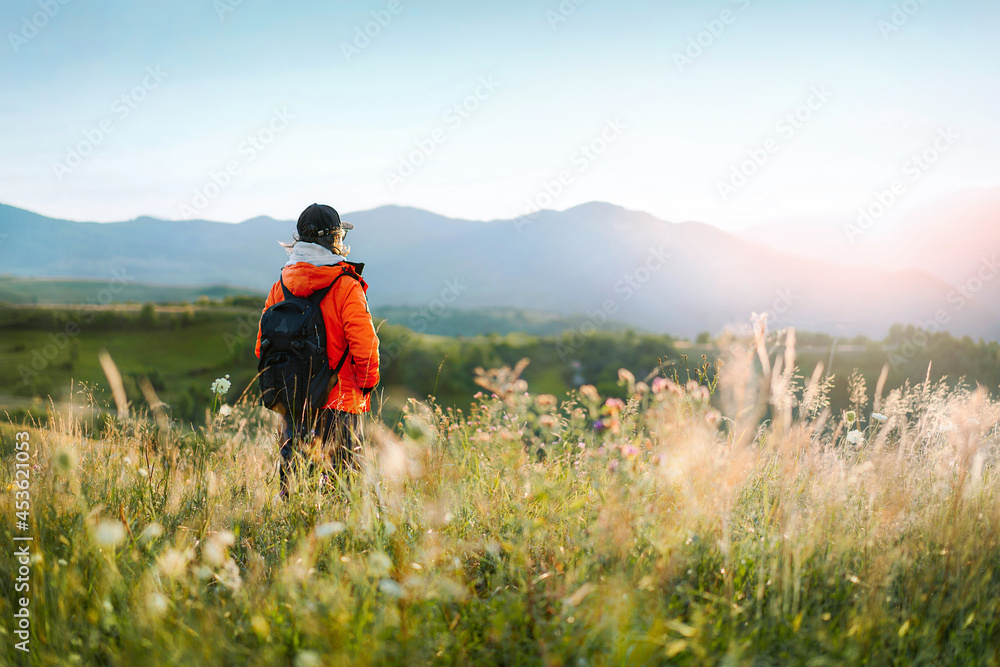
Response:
[0,302,679,426]
[371,305,635,337]
[3,301,1000,429]
[0,275,263,305]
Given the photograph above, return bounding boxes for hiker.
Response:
[255,203,380,498]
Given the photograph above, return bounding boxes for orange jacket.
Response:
[256,261,380,414]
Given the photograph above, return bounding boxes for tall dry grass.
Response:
[2,325,999,665]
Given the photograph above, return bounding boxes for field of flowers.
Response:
[2,327,1000,665]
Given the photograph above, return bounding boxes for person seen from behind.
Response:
[255,203,380,499]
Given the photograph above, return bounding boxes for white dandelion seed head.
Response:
[93,520,127,548]
[158,548,193,578]
[141,522,163,541]
[216,559,243,592]
[146,592,169,617]
[203,531,236,567]
[368,552,393,577]
[315,521,346,539]
[211,376,232,396]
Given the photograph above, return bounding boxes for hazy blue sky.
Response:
[1,0,998,228]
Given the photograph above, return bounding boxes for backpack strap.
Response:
[279,276,294,300]
[307,280,337,305]
[332,346,351,377]
[307,269,356,304]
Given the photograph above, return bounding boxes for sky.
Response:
[1,0,998,229]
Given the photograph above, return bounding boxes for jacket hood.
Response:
[280,261,368,296]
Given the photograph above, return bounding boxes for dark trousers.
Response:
[279,409,363,493]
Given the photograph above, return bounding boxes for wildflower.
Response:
[210,375,231,396]
[368,552,393,577]
[203,530,236,567]
[635,381,649,395]
[146,592,169,617]
[315,521,346,539]
[846,430,864,446]
[687,381,709,402]
[379,579,405,598]
[618,368,635,387]
[845,410,857,424]
[538,414,557,429]
[92,520,127,548]
[605,398,626,411]
[158,548,193,578]
[872,412,888,423]
[535,394,558,410]
[218,404,233,417]
[140,522,163,542]
[580,385,600,402]
[622,444,639,457]
[651,377,669,394]
[216,559,243,591]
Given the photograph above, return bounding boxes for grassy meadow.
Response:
[2,325,1000,665]
[0,277,261,306]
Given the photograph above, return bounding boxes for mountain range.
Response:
[1,192,998,339]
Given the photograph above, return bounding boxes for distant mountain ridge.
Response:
[1,200,997,338]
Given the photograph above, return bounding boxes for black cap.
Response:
[296,203,354,242]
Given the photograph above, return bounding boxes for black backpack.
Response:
[258,272,353,421]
